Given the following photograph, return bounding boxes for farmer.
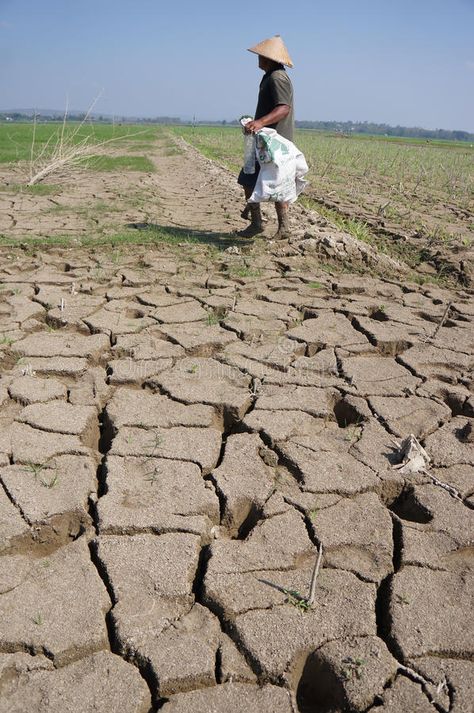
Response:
[238,35,294,239]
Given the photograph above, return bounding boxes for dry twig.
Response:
[307,542,323,607]
[430,301,452,340]
[27,94,147,186]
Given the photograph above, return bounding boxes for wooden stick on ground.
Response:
[421,468,463,501]
[307,542,323,607]
[431,301,452,340]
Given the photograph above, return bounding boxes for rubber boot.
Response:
[272,203,291,240]
[237,204,263,237]
[240,203,251,220]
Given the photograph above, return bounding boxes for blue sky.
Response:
[1,0,473,131]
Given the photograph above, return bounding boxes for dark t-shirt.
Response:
[255,67,294,142]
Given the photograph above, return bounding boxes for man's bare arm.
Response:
[245,104,290,134]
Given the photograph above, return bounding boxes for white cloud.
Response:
[466,60,474,71]
[0,21,12,29]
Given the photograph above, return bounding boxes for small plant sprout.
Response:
[143,466,161,485]
[206,311,220,326]
[285,590,311,612]
[20,363,36,377]
[147,431,163,457]
[23,462,49,479]
[344,421,363,444]
[397,593,410,605]
[23,460,58,488]
[32,612,44,626]
[284,542,323,611]
[342,656,366,681]
[40,473,59,489]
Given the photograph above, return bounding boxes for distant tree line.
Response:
[1,112,473,142]
[293,120,474,142]
[0,112,182,125]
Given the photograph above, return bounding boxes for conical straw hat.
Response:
[247,35,293,68]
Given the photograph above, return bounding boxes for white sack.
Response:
[249,128,308,204]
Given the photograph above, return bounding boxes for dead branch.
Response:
[420,468,463,502]
[27,93,148,186]
[307,542,323,607]
[430,301,452,340]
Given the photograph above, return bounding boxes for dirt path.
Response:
[0,137,473,713]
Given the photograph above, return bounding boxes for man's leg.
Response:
[272,201,291,239]
[237,186,263,237]
[240,187,252,220]
[236,165,263,237]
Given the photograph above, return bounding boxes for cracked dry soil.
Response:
[0,137,473,713]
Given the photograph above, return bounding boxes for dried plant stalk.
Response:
[307,542,323,607]
[27,94,146,186]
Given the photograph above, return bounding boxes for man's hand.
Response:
[245,119,264,134]
[244,105,290,134]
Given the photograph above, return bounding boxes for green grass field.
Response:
[0,122,161,164]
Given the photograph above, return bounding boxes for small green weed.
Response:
[23,461,58,488]
[342,656,366,680]
[206,311,220,326]
[143,466,161,485]
[343,421,363,444]
[397,593,410,605]
[229,265,262,279]
[23,462,49,479]
[284,589,311,612]
[32,612,44,626]
[40,473,59,489]
[147,431,163,456]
